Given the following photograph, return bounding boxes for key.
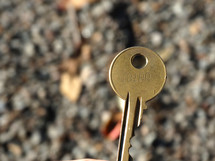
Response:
[109,47,166,161]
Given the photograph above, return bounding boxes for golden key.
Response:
[109,47,166,161]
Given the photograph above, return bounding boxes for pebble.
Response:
[137,152,148,161]
[80,63,97,89]
[24,43,34,57]
[172,1,184,17]
[48,125,63,140]
[89,115,100,130]
[151,32,162,46]
[144,132,156,146]
[12,88,30,111]
[72,147,85,159]
[30,131,41,145]
[0,99,6,113]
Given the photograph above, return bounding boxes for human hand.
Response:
[67,159,107,161]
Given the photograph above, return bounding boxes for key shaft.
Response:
[117,94,145,161]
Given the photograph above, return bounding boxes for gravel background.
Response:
[0,0,215,161]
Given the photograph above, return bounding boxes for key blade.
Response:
[117,93,141,161]
[137,97,147,127]
[117,93,129,161]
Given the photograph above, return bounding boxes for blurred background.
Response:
[0,0,215,161]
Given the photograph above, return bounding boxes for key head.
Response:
[109,47,166,102]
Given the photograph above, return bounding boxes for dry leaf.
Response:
[59,58,80,76]
[60,72,82,102]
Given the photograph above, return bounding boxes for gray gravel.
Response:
[0,0,215,161]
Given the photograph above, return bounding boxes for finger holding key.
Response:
[109,47,166,161]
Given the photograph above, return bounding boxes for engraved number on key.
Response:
[109,47,167,161]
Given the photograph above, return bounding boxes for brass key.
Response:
[109,47,166,161]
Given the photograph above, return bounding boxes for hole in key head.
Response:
[131,53,147,69]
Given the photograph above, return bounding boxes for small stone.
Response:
[175,112,185,123]
[151,32,162,46]
[37,87,46,99]
[80,64,97,89]
[48,125,63,140]
[30,131,41,145]
[137,152,149,161]
[0,99,6,113]
[12,88,30,111]
[87,146,97,156]
[141,125,149,136]
[101,0,112,12]
[82,23,94,39]
[79,107,89,119]
[53,39,63,53]
[172,2,184,17]
[61,154,71,160]
[72,147,85,158]
[89,116,99,130]
[24,43,34,57]
[92,4,104,17]
[144,132,156,146]
[101,111,111,124]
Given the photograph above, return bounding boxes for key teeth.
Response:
[128,132,134,150]
[128,140,133,160]
[128,124,142,159]
[128,100,146,159]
